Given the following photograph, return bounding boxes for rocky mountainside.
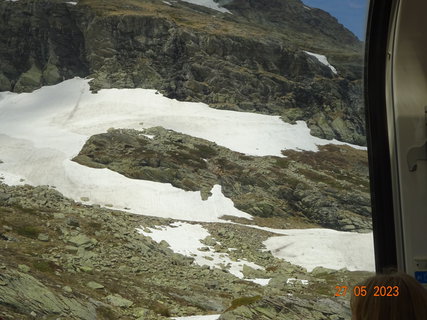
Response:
[0,0,365,144]
[0,182,373,319]
[0,1,374,319]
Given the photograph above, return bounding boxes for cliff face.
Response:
[0,0,365,144]
[0,1,88,92]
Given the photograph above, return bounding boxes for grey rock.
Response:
[341,224,356,231]
[106,294,133,308]
[86,281,104,290]
[68,234,91,247]
[66,217,80,227]
[311,266,335,277]
[14,64,43,93]
[42,63,61,85]
[37,233,50,242]
[63,286,73,293]
[0,270,97,319]
[0,192,10,202]
[18,264,30,273]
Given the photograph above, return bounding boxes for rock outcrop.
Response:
[73,128,371,231]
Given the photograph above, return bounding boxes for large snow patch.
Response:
[263,228,375,272]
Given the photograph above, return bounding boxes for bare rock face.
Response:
[0,270,98,319]
[0,0,88,92]
[0,0,365,145]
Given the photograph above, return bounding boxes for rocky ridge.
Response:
[0,0,366,144]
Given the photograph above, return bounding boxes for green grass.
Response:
[15,225,40,239]
[33,260,56,273]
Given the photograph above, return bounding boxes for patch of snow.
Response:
[263,228,375,272]
[163,0,172,5]
[303,5,311,10]
[246,278,271,286]
[286,278,309,285]
[304,51,338,75]
[138,222,264,278]
[140,134,155,139]
[172,315,220,320]
[66,1,77,5]
[180,0,231,14]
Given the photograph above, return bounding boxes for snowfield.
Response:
[263,228,375,272]
[138,222,265,279]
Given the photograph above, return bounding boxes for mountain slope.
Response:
[0,0,365,144]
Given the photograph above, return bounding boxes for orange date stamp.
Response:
[334,285,400,297]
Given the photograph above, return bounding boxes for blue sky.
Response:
[301,0,369,39]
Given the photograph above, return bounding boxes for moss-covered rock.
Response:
[42,63,61,85]
[14,64,43,93]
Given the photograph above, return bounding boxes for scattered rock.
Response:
[68,234,91,247]
[66,217,80,227]
[37,233,49,242]
[106,294,134,308]
[18,264,30,273]
[86,281,104,290]
[63,286,73,293]
[53,212,65,219]
[80,266,93,273]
